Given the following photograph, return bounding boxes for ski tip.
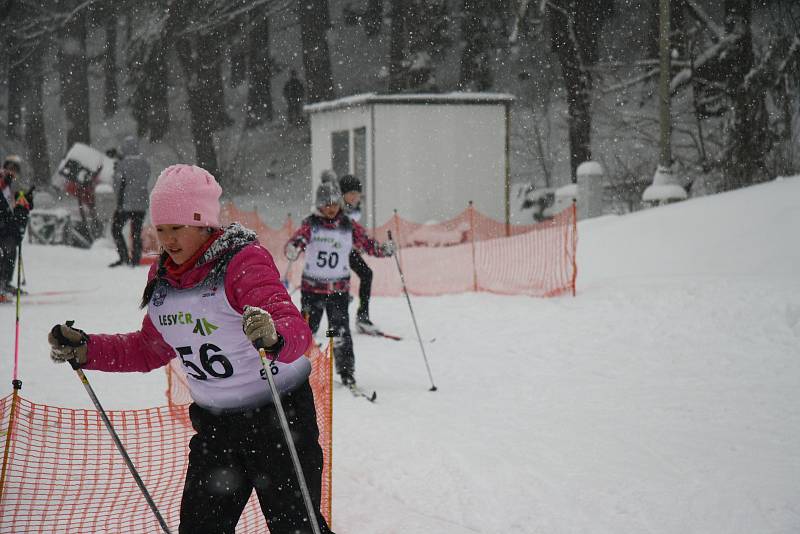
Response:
[369,391,377,402]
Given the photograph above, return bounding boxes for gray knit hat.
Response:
[315,181,342,208]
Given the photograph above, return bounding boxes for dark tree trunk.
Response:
[131,48,170,141]
[59,8,91,147]
[203,27,232,129]
[298,0,334,102]
[388,0,407,92]
[459,1,492,91]
[721,0,767,191]
[364,0,383,36]
[6,46,26,139]
[25,42,50,187]
[103,15,119,117]
[175,34,224,180]
[246,17,274,127]
[548,1,592,182]
[646,0,688,60]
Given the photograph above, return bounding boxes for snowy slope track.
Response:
[2,177,799,533]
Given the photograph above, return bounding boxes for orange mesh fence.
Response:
[216,202,577,298]
[164,340,333,529]
[0,342,332,533]
[0,392,186,533]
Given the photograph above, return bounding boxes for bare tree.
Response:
[5,43,26,139]
[246,15,274,127]
[297,0,334,102]
[546,0,614,181]
[388,0,408,92]
[24,39,50,187]
[364,0,383,36]
[59,4,91,147]
[100,6,119,117]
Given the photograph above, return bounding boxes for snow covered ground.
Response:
[2,177,799,533]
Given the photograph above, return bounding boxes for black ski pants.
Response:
[179,380,334,534]
[301,291,355,379]
[349,250,373,320]
[111,210,144,265]
[0,233,19,288]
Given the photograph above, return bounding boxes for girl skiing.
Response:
[47,164,333,534]
[285,181,394,386]
[337,174,381,335]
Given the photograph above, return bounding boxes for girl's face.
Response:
[343,191,361,207]
[320,203,341,219]
[156,225,212,265]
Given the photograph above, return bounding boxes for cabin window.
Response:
[331,130,350,178]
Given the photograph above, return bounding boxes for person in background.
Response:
[110,135,150,267]
[0,155,33,298]
[283,69,306,126]
[47,164,334,534]
[337,174,380,334]
[285,181,394,386]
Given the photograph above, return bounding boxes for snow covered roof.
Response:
[304,92,515,114]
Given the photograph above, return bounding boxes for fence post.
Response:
[570,201,578,296]
[469,201,478,292]
[0,388,22,505]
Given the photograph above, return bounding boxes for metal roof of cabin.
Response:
[304,92,515,114]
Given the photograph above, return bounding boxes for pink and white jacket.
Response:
[84,224,312,406]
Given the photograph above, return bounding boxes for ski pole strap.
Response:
[253,336,284,362]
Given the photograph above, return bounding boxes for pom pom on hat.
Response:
[149,164,222,227]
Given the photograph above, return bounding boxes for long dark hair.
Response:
[139,252,169,309]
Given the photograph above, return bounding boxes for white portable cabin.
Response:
[305,93,514,230]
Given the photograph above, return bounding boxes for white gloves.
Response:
[48,323,89,365]
[242,306,279,349]
[380,241,395,257]
[285,242,301,261]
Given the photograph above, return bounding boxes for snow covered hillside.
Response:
[2,177,799,533]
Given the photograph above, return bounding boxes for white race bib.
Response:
[149,282,310,411]
[304,226,352,280]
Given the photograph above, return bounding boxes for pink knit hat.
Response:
[149,164,222,227]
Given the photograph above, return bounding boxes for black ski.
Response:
[348,383,377,402]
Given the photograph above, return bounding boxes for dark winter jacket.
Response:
[283,77,305,103]
[0,174,31,242]
[113,136,151,212]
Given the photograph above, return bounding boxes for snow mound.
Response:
[579,175,800,288]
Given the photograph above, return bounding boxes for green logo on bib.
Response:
[192,318,219,336]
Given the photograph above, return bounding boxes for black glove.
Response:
[48,322,89,366]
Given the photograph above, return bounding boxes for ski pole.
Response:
[255,341,323,534]
[387,231,438,391]
[18,243,26,286]
[54,323,172,534]
[13,242,23,381]
[1,243,25,503]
